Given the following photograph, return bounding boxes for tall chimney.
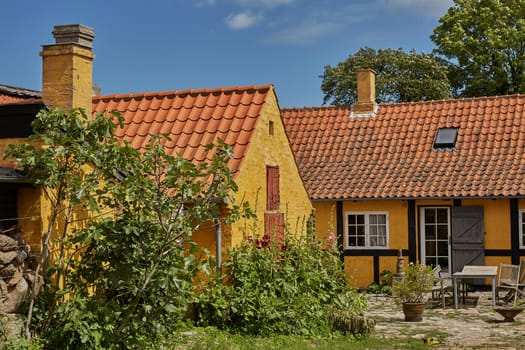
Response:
[353,69,377,115]
[40,24,95,115]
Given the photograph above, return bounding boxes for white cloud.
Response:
[225,12,262,30]
[266,21,343,45]
[235,0,294,8]
[195,0,217,7]
[381,0,453,18]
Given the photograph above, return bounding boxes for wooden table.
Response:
[452,265,498,309]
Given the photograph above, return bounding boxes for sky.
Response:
[0,0,453,107]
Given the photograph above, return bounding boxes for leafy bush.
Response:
[328,308,375,336]
[195,232,368,336]
[366,270,393,294]
[392,263,435,304]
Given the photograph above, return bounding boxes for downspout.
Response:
[212,213,222,275]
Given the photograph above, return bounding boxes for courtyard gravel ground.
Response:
[365,291,525,349]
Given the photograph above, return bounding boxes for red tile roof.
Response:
[282,95,525,200]
[93,85,273,177]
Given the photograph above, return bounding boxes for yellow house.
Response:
[0,24,96,257]
[282,69,525,288]
[0,24,312,273]
[92,84,313,265]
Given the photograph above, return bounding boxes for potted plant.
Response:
[392,262,436,322]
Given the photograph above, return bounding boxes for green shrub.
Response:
[328,308,375,336]
[196,232,368,336]
[0,337,42,350]
[366,270,393,294]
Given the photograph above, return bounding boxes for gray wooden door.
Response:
[451,207,484,276]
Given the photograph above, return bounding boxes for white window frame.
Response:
[520,210,525,249]
[345,211,389,249]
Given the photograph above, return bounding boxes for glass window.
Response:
[346,212,388,248]
[434,127,459,148]
[421,207,450,273]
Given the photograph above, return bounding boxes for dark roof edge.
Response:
[0,84,42,98]
[311,195,525,202]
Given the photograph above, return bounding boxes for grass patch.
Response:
[164,327,444,350]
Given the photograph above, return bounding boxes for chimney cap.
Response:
[52,24,95,49]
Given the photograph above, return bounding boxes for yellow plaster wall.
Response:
[230,88,312,246]
[311,201,336,241]
[17,187,43,254]
[344,256,373,288]
[380,256,399,282]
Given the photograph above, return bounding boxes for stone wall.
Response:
[0,226,41,314]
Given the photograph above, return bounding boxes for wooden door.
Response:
[451,207,484,276]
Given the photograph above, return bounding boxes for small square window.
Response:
[434,127,458,148]
[345,212,388,248]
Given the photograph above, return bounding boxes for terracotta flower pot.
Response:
[402,302,425,322]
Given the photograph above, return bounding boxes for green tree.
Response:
[431,0,525,97]
[320,47,451,105]
[5,108,239,349]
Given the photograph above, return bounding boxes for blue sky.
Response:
[0,0,453,107]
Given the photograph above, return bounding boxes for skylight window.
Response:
[434,127,459,149]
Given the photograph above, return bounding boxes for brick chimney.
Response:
[40,24,95,115]
[352,69,377,116]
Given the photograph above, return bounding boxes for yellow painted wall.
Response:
[313,200,408,288]
[230,87,312,246]
[311,201,336,241]
[344,256,373,286]
[17,187,43,254]
[314,198,520,288]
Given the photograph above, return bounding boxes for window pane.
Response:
[349,215,356,225]
[437,225,448,239]
[378,215,386,225]
[369,226,377,235]
[435,127,458,147]
[437,209,448,223]
[437,241,448,256]
[425,225,436,239]
[369,215,377,225]
[357,226,365,236]
[357,236,365,246]
[425,241,436,256]
[357,215,365,225]
[438,257,449,270]
[425,209,436,223]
